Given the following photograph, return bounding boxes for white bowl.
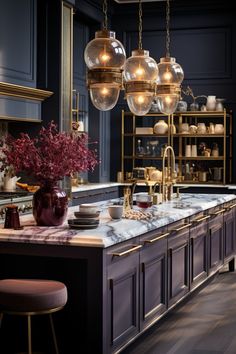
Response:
[79,204,99,214]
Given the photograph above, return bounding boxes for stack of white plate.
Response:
[68,204,100,229]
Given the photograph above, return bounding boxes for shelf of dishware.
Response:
[121,109,232,185]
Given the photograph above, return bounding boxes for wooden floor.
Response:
[122,269,236,354]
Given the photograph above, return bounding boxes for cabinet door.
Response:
[107,242,140,353]
[224,208,235,261]
[140,229,168,330]
[168,223,190,307]
[190,217,208,290]
[208,212,224,276]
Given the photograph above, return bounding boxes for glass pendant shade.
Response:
[156,94,179,115]
[124,50,158,82]
[126,92,153,116]
[124,49,158,115]
[84,30,126,70]
[157,57,184,85]
[84,30,126,111]
[89,83,120,111]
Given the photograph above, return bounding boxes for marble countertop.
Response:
[0,193,235,249]
[72,182,120,193]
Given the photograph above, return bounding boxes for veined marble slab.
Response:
[0,193,235,248]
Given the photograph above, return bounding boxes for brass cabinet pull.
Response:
[171,223,192,232]
[112,244,142,257]
[193,215,210,223]
[144,232,170,244]
[229,203,236,209]
[210,209,225,216]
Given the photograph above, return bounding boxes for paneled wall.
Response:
[110,0,236,182]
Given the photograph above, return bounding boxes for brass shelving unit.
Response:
[121,109,232,184]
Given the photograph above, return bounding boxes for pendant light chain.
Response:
[138,0,143,50]
[103,0,108,30]
[166,0,170,58]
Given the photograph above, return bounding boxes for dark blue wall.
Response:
[110,0,236,182]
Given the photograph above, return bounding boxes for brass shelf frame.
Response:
[121,109,232,185]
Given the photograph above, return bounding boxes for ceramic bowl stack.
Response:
[68,204,100,229]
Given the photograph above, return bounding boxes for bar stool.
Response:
[0,279,68,354]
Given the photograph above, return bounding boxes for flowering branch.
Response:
[0,121,98,184]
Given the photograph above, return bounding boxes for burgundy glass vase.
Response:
[33,181,68,226]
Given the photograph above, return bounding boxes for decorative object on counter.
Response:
[4,205,21,229]
[117,171,123,183]
[146,166,156,180]
[108,205,123,219]
[149,169,162,182]
[3,175,21,192]
[215,98,225,112]
[176,100,187,112]
[16,182,40,193]
[214,123,224,134]
[181,86,207,111]
[133,167,147,180]
[206,95,216,111]
[136,193,152,209]
[123,187,132,212]
[0,121,98,226]
[153,120,168,135]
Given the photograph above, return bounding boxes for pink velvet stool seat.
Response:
[0,279,68,354]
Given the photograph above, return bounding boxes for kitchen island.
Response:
[0,193,235,354]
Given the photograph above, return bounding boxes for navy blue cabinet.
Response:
[168,222,190,307]
[140,228,168,330]
[189,214,209,289]
[107,241,140,353]
[223,205,236,262]
[208,210,224,276]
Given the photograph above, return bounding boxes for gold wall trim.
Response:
[0,82,53,101]
[0,114,42,122]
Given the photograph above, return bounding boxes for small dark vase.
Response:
[33,181,68,226]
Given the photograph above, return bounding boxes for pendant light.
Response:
[123,0,158,116]
[155,0,184,114]
[84,0,126,111]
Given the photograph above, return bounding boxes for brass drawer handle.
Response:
[229,203,236,209]
[144,232,170,244]
[112,244,142,257]
[210,209,225,216]
[171,223,192,232]
[193,215,210,223]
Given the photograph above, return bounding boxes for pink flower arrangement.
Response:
[0,121,98,184]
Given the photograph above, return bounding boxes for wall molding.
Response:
[0,82,53,101]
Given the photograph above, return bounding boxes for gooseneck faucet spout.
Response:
[161,145,176,201]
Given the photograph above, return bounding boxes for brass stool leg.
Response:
[49,314,59,354]
[27,315,32,354]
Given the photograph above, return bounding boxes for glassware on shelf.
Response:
[211,143,219,157]
[137,139,144,156]
[149,140,159,156]
[145,142,151,156]
[215,98,225,112]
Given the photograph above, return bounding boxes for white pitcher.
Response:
[3,176,21,191]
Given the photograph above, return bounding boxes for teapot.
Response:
[3,176,21,192]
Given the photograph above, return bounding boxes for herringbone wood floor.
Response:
[122,268,236,354]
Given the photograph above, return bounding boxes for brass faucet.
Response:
[161,145,177,202]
